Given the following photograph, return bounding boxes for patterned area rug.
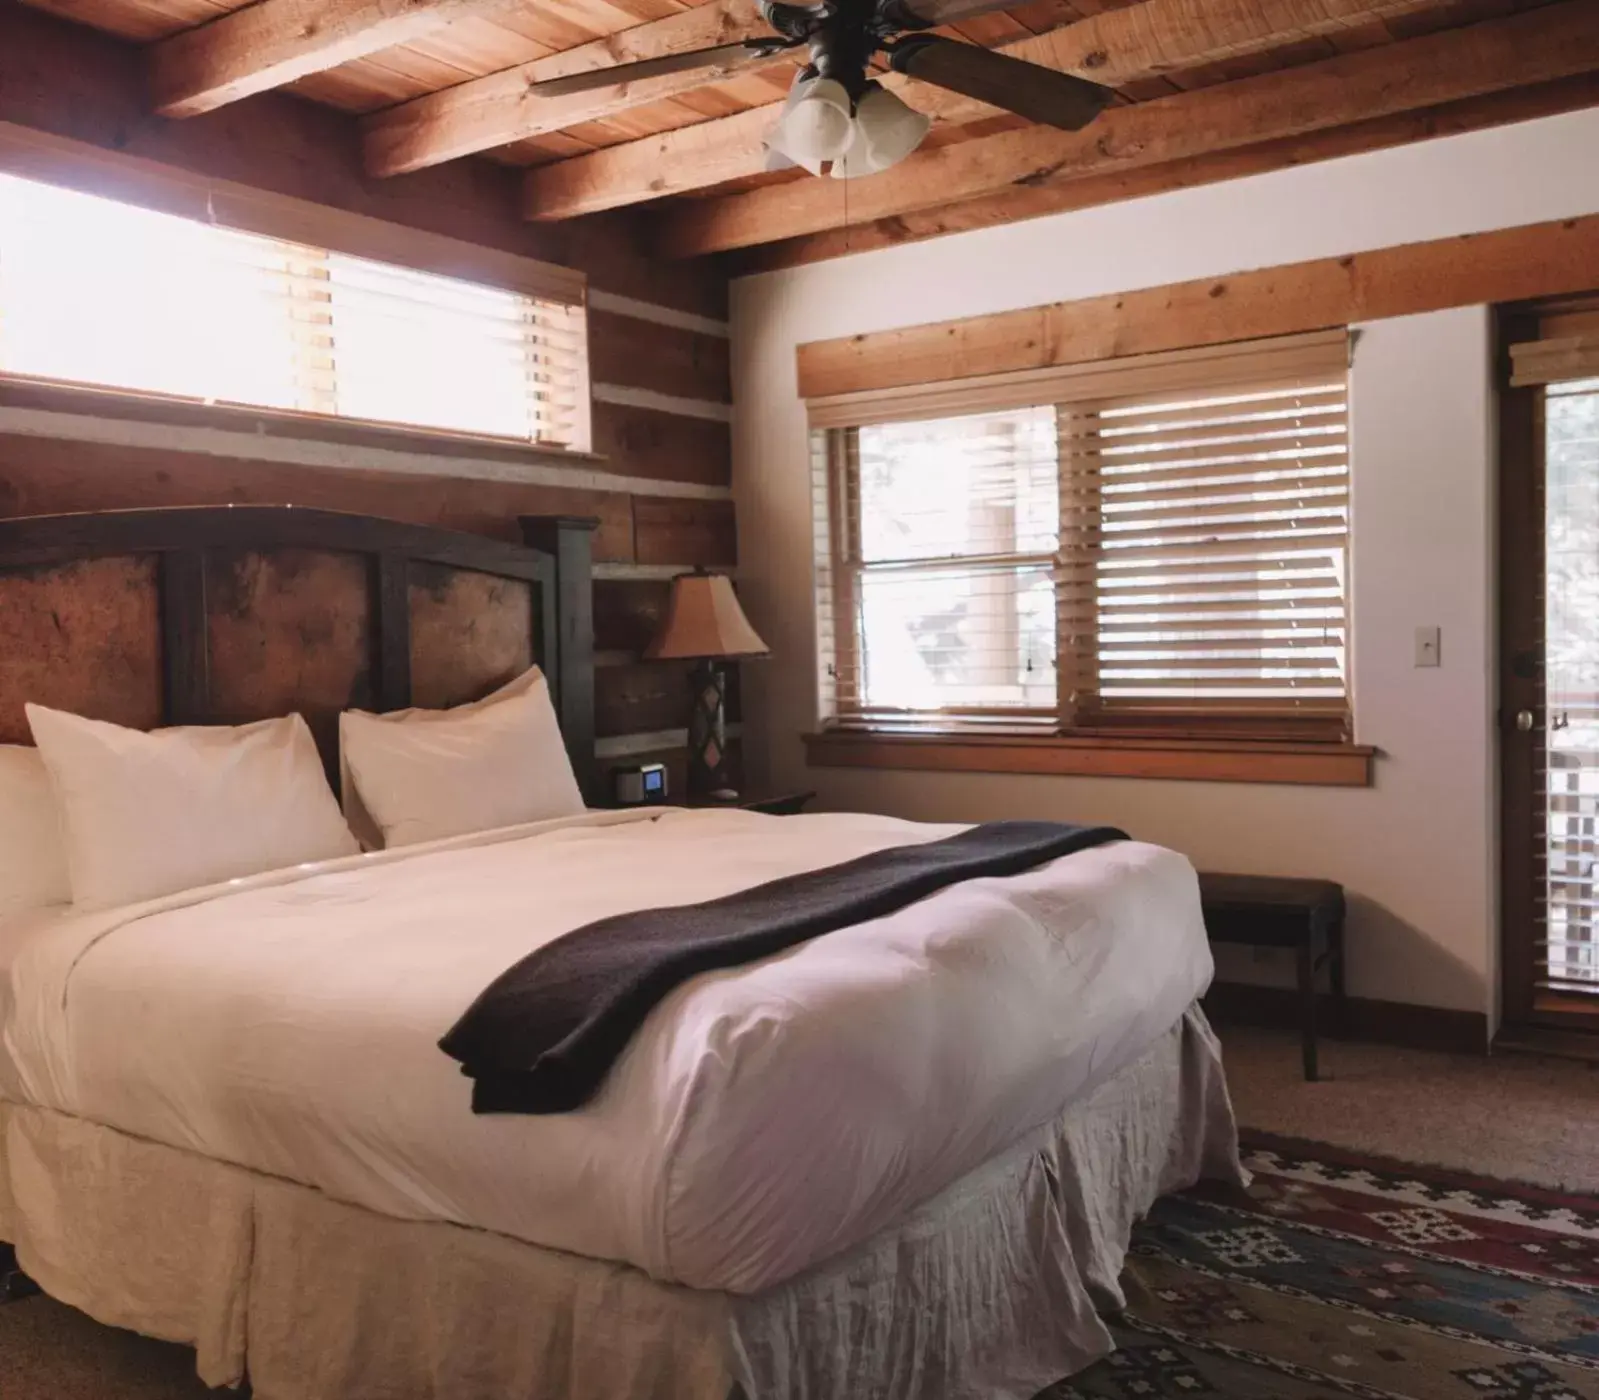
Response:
[1047,1134,1599,1400]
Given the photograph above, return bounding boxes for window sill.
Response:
[0,372,602,474]
[804,729,1375,787]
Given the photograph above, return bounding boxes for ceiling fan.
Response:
[525,0,1114,179]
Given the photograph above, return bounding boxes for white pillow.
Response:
[26,705,360,911]
[340,667,585,850]
[0,745,71,919]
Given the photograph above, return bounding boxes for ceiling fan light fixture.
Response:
[765,77,855,176]
[832,81,930,178]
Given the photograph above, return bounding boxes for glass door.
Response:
[1541,378,1599,1003]
[1502,297,1599,1032]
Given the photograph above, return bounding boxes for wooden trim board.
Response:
[1204,982,1490,1055]
[804,730,1375,786]
[796,213,1599,400]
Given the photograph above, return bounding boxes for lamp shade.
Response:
[832,83,931,179]
[764,77,854,176]
[646,572,769,661]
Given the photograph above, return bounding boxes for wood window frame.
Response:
[805,728,1373,786]
[807,331,1368,786]
[0,372,606,472]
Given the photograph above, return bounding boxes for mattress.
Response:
[2,807,1213,1294]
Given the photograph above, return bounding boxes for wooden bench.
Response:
[1198,873,1347,1082]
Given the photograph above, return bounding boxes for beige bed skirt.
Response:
[0,1005,1241,1400]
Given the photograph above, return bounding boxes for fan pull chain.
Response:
[843,167,851,256]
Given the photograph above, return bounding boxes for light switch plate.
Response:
[1415,625,1441,667]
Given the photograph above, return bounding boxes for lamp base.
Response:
[686,660,731,800]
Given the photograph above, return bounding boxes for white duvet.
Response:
[3,808,1212,1294]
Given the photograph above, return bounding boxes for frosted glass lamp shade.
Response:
[764,78,855,176]
[833,84,931,178]
[646,573,769,661]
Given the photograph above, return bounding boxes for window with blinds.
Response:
[0,172,587,448]
[813,330,1352,741]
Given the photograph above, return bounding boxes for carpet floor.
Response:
[1221,1025,1599,1194]
[3,1027,1597,1398]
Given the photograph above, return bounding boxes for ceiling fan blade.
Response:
[527,39,800,98]
[887,35,1111,130]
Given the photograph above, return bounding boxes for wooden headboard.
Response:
[0,506,598,797]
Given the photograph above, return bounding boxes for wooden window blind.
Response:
[0,171,587,450]
[812,330,1352,741]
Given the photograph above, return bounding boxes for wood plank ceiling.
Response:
[17,0,1599,268]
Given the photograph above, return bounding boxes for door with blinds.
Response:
[1502,296,1599,1030]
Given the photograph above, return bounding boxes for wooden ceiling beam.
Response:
[735,73,1599,273]
[521,0,1449,221]
[362,0,777,178]
[150,0,513,118]
[657,0,1599,256]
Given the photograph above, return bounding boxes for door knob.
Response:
[1515,709,1536,732]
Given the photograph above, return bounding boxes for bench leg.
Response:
[0,1243,39,1303]
[1329,913,1348,1037]
[1298,939,1319,1082]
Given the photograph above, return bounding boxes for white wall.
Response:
[730,107,1599,1030]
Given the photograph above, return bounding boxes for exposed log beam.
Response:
[521,0,1447,221]
[526,106,778,221]
[150,0,513,118]
[362,0,777,178]
[734,73,1599,273]
[657,0,1599,256]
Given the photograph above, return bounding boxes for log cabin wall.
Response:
[0,2,738,796]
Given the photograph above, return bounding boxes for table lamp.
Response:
[646,570,768,800]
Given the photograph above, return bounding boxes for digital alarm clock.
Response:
[612,762,669,806]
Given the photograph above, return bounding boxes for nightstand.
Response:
[685,791,816,816]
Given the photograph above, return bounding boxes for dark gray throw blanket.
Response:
[440,819,1128,1115]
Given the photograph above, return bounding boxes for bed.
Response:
[0,505,1243,1400]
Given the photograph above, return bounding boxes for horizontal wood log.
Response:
[633,496,737,567]
[735,72,1599,273]
[796,210,1599,399]
[361,0,775,178]
[659,0,1599,256]
[0,432,643,559]
[589,310,731,404]
[593,658,747,737]
[597,660,692,738]
[591,400,732,487]
[594,576,671,653]
[150,0,511,119]
[521,0,1445,220]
